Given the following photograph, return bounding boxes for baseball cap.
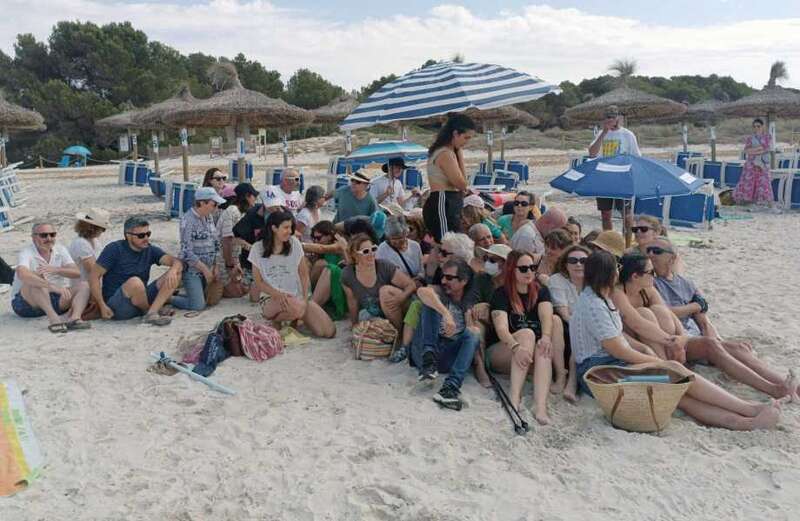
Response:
[194,187,226,204]
[259,187,286,208]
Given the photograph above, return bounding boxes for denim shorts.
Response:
[576,355,627,397]
[107,281,160,320]
[11,291,63,318]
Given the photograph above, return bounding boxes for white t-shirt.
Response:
[376,239,423,278]
[11,244,75,297]
[296,208,319,242]
[547,273,580,311]
[271,185,303,214]
[247,236,304,297]
[68,237,105,283]
[593,127,641,157]
[369,175,405,207]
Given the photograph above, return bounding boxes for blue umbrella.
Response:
[63,145,91,156]
[550,154,706,200]
[342,141,428,166]
[341,62,560,130]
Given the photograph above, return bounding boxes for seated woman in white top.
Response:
[296,186,326,242]
[248,210,335,338]
[546,244,591,402]
[68,209,110,286]
[571,251,781,431]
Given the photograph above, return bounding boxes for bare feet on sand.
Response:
[551,370,568,395]
[750,401,781,430]
[534,407,551,426]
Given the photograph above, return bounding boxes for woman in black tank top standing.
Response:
[423,113,476,243]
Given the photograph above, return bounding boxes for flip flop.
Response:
[48,323,68,334]
[143,314,172,326]
[65,319,92,330]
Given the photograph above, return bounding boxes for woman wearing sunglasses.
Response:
[341,233,417,330]
[572,251,781,430]
[249,210,336,338]
[497,191,537,242]
[302,220,348,321]
[618,253,795,400]
[487,250,557,425]
[547,245,592,402]
[629,215,665,256]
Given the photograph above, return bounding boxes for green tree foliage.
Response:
[0,21,345,163]
[284,68,345,109]
[358,74,398,100]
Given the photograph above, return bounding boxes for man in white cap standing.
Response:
[588,105,641,231]
[171,186,224,311]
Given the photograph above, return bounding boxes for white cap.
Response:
[194,186,226,204]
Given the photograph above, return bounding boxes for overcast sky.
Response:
[2,1,799,91]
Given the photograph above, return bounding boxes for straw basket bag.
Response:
[584,362,695,433]
[351,319,397,360]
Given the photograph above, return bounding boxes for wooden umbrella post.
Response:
[500,126,507,161]
[709,126,717,162]
[282,131,289,168]
[180,127,189,181]
[681,122,688,153]
[767,111,776,169]
[151,132,160,175]
[345,129,352,156]
[131,131,139,162]
[486,128,494,176]
[624,200,633,249]
[0,130,6,168]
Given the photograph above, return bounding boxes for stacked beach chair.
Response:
[0,163,31,232]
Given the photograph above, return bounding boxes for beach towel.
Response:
[0,380,44,496]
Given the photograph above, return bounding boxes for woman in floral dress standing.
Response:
[733,118,774,205]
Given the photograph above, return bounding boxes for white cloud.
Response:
[1,1,799,92]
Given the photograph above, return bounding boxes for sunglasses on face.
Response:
[639,269,655,277]
[212,176,227,181]
[439,249,452,258]
[516,264,537,273]
[126,231,152,239]
[36,232,57,238]
[311,234,325,241]
[358,245,378,255]
[632,226,651,234]
[514,200,530,207]
[442,274,461,282]
[646,246,673,256]
[286,177,300,182]
[566,257,587,265]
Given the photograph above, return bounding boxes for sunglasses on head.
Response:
[516,264,537,273]
[514,200,530,207]
[566,257,587,265]
[358,245,378,255]
[126,231,152,239]
[646,246,673,256]
[36,232,57,238]
[212,175,227,181]
[631,226,651,234]
[442,273,461,282]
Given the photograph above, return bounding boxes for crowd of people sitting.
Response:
[8,113,797,431]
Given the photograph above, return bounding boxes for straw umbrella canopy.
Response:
[131,85,199,176]
[0,95,46,167]
[95,105,143,161]
[164,63,314,170]
[564,87,687,127]
[311,95,359,125]
[464,106,540,164]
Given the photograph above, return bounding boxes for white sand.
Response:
[2,148,799,520]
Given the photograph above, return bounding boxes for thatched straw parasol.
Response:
[164,63,314,170]
[0,95,46,167]
[311,95,359,125]
[96,105,143,161]
[131,85,198,176]
[312,95,360,154]
[564,87,687,126]
[719,62,800,166]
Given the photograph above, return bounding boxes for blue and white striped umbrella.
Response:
[341,62,561,130]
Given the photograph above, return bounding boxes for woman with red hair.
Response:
[487,250,558,425]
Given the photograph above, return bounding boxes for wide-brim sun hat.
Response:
[591,230,625,258]
[381,157,407,173]
[75,208,111,230]
[347,166,382,184]
[478,244,512,260]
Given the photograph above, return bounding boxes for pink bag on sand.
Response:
[237,319,284,361]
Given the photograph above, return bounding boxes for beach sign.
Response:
[119,135,129,152]
[180,128,188,147]
[0,380,44,496]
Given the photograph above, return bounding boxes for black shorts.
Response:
[423,190,463,243]
[596,198,629,212]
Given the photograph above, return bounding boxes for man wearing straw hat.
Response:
[333,167,379,224]
[10,220,92,332]
[588,105,641,231]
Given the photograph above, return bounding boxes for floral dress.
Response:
[733,133,773,204]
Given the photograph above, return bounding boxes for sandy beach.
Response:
[2,146,799,521]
